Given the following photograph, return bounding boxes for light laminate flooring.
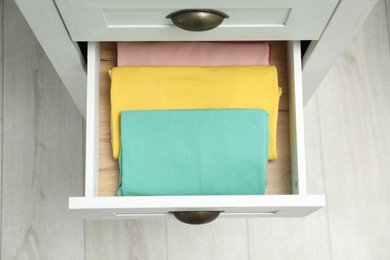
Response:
[1,0,390,259]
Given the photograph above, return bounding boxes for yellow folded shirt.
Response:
[110,66,282,160]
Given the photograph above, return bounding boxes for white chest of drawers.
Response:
[13,0,378,223]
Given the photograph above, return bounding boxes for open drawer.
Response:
[69,41,325,222]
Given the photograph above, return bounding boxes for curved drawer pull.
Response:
[171,211,222,224]
[166,9,229,32]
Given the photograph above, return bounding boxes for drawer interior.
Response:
[71,41,326,219]
[96,41,293,197]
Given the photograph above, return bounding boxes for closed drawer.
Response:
[69,41,325,222]
[55,0,338,41]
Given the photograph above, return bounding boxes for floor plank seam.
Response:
[164,219,169,260]
[314,93,334,260]
[0,0,4,256]
[83,220,87,260]
[245,219,252,260]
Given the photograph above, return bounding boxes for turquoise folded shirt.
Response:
[118,109,269,196]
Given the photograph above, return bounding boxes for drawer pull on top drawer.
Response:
[172,211,222,224]
[166,9,229,32]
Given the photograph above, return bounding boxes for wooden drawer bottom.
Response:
[98,41,291,196]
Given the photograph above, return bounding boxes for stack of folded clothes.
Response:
[109,41,282,196]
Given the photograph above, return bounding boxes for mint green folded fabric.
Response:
[118,109,269,196]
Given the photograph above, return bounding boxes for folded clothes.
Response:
[118,109,269,196]
[110,66,281,160]
[117,41,270,66]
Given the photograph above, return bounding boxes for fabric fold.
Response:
[117,41,271,66]
[110,66,281,160]
[118,109,269,196]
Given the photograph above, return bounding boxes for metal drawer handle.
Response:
[171,211,222,224]
[166,9,229,32]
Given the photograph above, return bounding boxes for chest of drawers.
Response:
[14,0,378,223]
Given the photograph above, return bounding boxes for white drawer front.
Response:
[55,0,338,41]
[68,41,325,222]
[70,195,325,219]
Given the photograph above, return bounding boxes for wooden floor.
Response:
[1,0,390,258]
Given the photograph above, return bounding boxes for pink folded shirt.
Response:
[117,41,271,66]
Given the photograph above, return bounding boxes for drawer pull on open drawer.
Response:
[166,9,229,32]
[171,211,222,224]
